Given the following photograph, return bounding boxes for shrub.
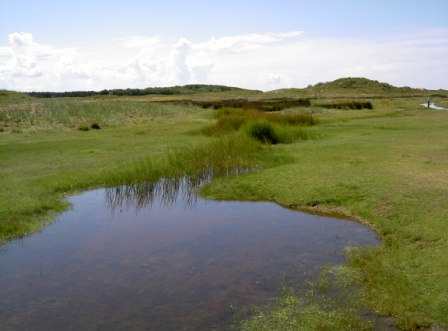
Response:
[244,120,279,144]
[90,122,101,129]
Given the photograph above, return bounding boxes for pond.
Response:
[420,102,447,110]
[0,180,379,330]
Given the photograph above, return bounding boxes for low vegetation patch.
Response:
[0,97,196,132]
[201,107,317,139]
[317,101,373,110]
[184,97,311,111]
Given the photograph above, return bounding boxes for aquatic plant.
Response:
[104,133,259,189]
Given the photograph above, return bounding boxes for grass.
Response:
[1,91,448,329]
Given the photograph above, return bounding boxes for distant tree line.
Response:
[26,85,255,98]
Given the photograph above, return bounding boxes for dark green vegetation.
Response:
[318,100,373,110]
[1,78,448,330]
[185,97,311,111]
[25,84,259,98]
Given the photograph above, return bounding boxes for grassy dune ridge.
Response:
[1,80,448,329]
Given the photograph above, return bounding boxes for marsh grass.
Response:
[104,133,260,192]
[0,98,196,131]
[244,120,279,144]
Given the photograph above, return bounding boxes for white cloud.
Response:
[121,36,162,49]
[194,31,303,53]
[0,29,447,91]
[0,32,91,90]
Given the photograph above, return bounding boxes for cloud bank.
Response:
[0,30,447,91]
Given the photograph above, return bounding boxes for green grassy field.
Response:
[1,82,447,330]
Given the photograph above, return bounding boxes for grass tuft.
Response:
[244,120,279,144]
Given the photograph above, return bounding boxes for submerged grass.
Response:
[239,286,372,331]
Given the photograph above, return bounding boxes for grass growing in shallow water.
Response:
[240,290,372,331]
[104,133,260,187]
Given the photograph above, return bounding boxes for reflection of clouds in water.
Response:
[420,102,447,110]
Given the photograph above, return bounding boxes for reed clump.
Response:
[104,134,260,188]
[244,120,279,144]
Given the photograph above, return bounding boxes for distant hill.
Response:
[266,77,448,98]
[0,90,33,104]
[2,78,447,100]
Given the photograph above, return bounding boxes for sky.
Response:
[0,0,447,91]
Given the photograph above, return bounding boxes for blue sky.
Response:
[1,0,447,91]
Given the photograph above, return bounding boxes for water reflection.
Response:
[420,102,447,110]
[106,170,247,211]
[106,177,200,211]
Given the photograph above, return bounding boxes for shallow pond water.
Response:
[0,182,379,330]
[420,102,447,110]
